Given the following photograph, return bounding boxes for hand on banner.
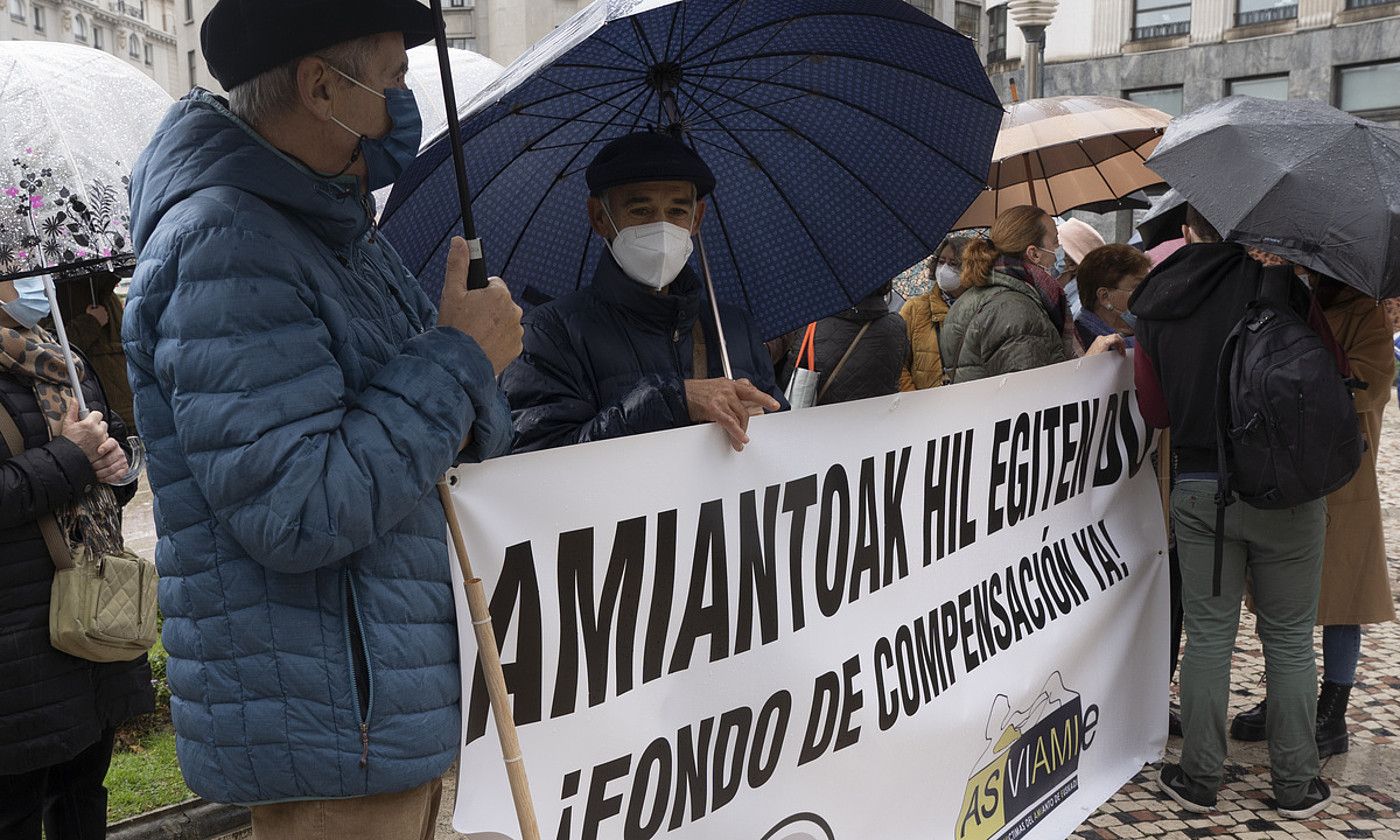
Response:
[438,236,524,376]
[1085,333,1127,357]
[684,377,781,452]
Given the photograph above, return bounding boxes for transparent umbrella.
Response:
[0,41,173,484]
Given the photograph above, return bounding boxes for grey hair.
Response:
[227,37,378,129]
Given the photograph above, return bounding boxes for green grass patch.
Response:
[105,724,193,823]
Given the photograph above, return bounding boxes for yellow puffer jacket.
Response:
[898,292,950,391]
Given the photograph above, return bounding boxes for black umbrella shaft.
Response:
[430,0,488,290]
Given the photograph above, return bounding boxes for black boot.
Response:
[1316,681,1351,759]
[1231,698,1268,741]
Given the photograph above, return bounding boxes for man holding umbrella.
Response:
[122,0,522,835]
[503,131,784,453]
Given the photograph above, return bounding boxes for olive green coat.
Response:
[938,268,1070,384]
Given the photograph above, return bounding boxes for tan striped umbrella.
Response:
[952,95,1171,229]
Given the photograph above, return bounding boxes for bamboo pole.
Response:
[438,481,541,840]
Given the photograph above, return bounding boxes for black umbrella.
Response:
[1147,96,1400,297]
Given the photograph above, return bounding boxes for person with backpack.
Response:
[1132,205,1355,820]
[1229,272,1395,759]
[779,283,909,406]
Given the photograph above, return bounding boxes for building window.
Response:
[115,0,144,20]
[129,34,140,59]
[904,0,936,15]
[8,0,24,23]
[447,37,471,50]
[184,0,192,22]
[448,0,474,7]
[1236,0,1298,26]
[1227,74,1289,99]
[1126,86,1184,116]
[73,13,87,41]
[187,49,196,87]
[32,3,43,32]
[1345,0,1395,7]
[955,1,980,41]
[1338,60,1400,117]
[1133,0,1191,39]
[986,5,1007,63]
[94,25,104,49]
[144,42,153,65]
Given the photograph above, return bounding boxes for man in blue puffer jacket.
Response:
[121,0,523,833]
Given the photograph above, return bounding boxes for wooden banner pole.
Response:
[438,481,541,840]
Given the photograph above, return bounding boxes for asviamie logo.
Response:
[954,672,1100,840]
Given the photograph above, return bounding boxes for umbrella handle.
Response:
[695,235,735,381]
[42,275,89,416]
[428,0,490,291]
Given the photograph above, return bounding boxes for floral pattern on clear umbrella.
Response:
[0,41,171,281]
[1,40,171,485]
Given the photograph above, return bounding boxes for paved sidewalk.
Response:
[129,400,1400,840]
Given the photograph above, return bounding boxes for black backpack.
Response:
[1210,270,1364,593]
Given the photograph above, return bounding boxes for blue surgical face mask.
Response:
[328,67,423,191]
[1053,246,1067,278]
[2,276,52,329]
[1119,309,1139,331]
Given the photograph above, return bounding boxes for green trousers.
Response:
[1171,480,1325,804]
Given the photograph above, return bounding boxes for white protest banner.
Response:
[445,353,1169,840]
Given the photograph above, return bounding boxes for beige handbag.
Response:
[0,404,157,662]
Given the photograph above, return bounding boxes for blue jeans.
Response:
[1322,624,1361,685]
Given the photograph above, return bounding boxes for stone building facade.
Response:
[3,0,183,96]
[983,0,1400,125]
[162,0,977,98]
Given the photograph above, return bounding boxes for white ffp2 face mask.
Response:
[603,205,695,290]
[935,263,962,293]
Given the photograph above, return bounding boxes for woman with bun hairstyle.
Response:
[939,205,1122,384]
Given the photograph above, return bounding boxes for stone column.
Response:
[1296,0,1339,30]
[1190,0,1231,44]
[1090,0,1127,58]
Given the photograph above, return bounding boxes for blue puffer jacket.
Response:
[501,255,785,452]
[122,90,512,805]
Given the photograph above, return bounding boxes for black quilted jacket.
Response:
[780,292,910,406]
[0,356,152,775]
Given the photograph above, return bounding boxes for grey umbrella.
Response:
[1147,95,1400,298]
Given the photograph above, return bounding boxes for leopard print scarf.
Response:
[0,324,124,558]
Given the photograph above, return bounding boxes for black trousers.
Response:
[0,728,115,840]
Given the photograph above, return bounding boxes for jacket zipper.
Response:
[672,326,685,376]
[343,569,374,768]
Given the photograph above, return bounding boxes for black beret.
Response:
[586,132,716,198]
[202,0,436,91]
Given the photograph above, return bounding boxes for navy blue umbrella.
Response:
[381,0,1000,343]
